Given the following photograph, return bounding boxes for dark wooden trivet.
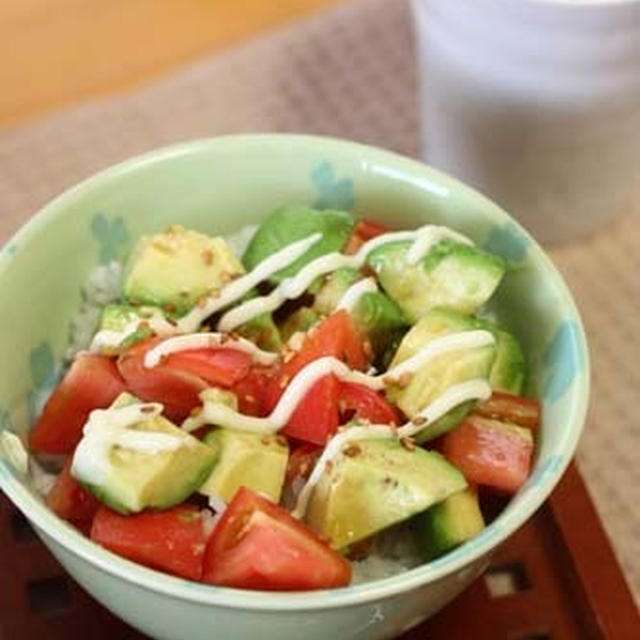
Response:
[1,464,638,640]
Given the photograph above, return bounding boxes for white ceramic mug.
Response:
[411,0,640,243]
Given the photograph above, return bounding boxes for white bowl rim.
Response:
[0,133,590,611]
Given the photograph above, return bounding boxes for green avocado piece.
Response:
[200,428,289,503]
[387,308,497,442]
[351,291,407,359]
[313,267,361,315]
[305,438,467,549]
[72,393,216,514]
[367,240,506,323]
[279,307,320,343]
[98,304,161,353]
[486,327,526,394]
[123,225,244,316]
[411,487,485,560]
[242,206,355,282]
[235,312,282,353]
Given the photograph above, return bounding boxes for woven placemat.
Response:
[0,0,638,603]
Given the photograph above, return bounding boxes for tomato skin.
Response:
[162,348,252,387]
[344,219,389,254]
[202,487,351,590]
[282,375,340,445]
[441,416,533,493]
[46,457,100,524]
[265,311,368,445]
[231,366,276,417]
[338,381,400,425]
[117,338,208,422]
[29,354,127,454]
[474,392,541,429]
[91,504,208,580]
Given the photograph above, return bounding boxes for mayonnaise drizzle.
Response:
[335,277,378,312]
[182,330,494,435]
[143,332,279,368]
[217,225,472,331]
[71,403,186,485]
[175,232,323,333]
[89,308,177,353]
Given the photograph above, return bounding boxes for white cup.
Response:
[411,0,640,243]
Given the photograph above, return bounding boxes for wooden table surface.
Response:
[0,0,344,127]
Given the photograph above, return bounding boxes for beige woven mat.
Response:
[0,0,638,602]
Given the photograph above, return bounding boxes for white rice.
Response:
[66,261,123,360]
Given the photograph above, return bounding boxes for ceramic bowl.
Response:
[0,135,589,640]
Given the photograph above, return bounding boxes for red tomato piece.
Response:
[285,444,322,488]
[338,382,400,425]
[474,391,541,429]
[117,337,208,422]
[29,354,127,454]
[163,348,252,387]
[202,487,351,590]
[46,457,100,524]
[91,504,208,581]
[282,375,340,445]
[231,366,277,417]
[441,416,534,493]
[344,219,389,254]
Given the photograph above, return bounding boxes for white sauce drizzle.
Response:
[182,330,494,435]
[71,403,186,485]
[89,308,176,353]
[217,225,472,331]
[143,332,279,368]
[335,277,378,312]
[175,233,323,333]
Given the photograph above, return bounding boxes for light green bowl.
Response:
[0,135,589,640]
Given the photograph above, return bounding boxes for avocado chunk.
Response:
[279,307,320,343]
[351,291,407,359]
[387,308,497,441]
[242,205,355,282]
[411,487,485,560]
[367,240,506,323]
[123,225,244,316]
[96,304,162,353]
[313,267,361,315]
[486,326,526,394]
[71,393,216,514]
[236,312,282,353]
[305,438,466,549]
[200,428,289,503]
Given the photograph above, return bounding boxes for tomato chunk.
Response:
[474,392,541,429]
[441,416,534,493]
[29,354,127,454]
[231,365,276,417]
[344,218,389,254]
[265,311,368,444]
[91,504,208,580]
[162,347,252,387]
[46,457,100,524]
[202,487,351,590]
[338,381,400,425]
[282,375,340,445]
[117,337,208,422]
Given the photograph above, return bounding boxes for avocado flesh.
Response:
[279,307,320,344]
[305,438,467,549]
[313,267,361,315]
[98,304,161,352]
[123,225,244,316]
[387,308,497,441]
[487,328,526,394]
[201,428,289,503]
[351,291,407,359]
[411,487,485,560]
[236,312,282,353]
[367,240,505,323]
[74,394,217,514]
[242,205,355,282]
